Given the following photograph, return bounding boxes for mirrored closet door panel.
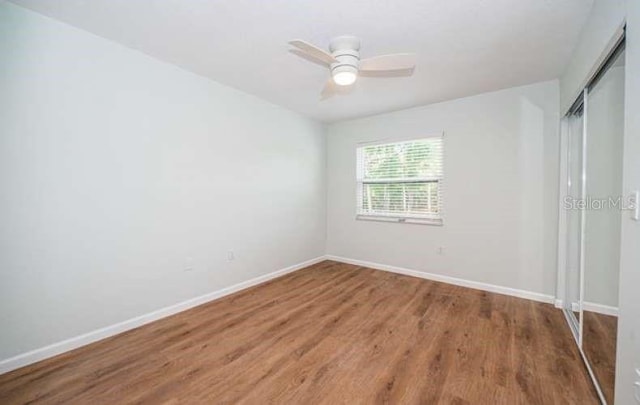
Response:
[564,105,584,336]
[582,45,625,405]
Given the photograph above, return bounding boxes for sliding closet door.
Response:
[564,106,584,336]
[582,46,625,405]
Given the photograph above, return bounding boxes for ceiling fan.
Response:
[288,36,417,99]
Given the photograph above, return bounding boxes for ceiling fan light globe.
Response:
[333,71,357,86]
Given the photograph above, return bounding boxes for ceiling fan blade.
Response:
[289,40,338,66]
[289,49,328,68]
[359,53,416,72]
[320,78,357,100]
[359,68,414,78]
[320,79,337,100]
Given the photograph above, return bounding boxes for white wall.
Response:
[560,0,625,114]
[616,0,640,402]
[583,65,625,308]
[0,2,326,361]
[326,80,560,297]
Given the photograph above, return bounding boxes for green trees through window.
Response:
[357,138,443,221]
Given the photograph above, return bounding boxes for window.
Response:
[356,136,443,225]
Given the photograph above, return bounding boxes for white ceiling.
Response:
[9,0,593,123]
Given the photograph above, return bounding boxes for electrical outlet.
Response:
[227,251,235,261]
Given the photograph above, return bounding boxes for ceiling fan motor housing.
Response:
[329,36,360,77]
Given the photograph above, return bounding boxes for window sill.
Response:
[356,215,443,226]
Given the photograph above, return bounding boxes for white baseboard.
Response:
[0,256,325,375]
[554,299,579,311]
[583,301,619,317]
[326,255,556,305]
[530,299,617,316]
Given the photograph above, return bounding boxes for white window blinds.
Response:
[356,137,443,224]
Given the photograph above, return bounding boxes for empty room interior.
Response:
[1,0,640,404]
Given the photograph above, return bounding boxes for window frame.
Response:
[355,134,444,226]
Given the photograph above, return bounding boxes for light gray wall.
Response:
[583,65,625,308]
[616,0,640,402]
[326,80,560,296]
[0,2,326,361]
[559,0,625,114]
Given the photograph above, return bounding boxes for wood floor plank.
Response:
[0,261,599,404]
